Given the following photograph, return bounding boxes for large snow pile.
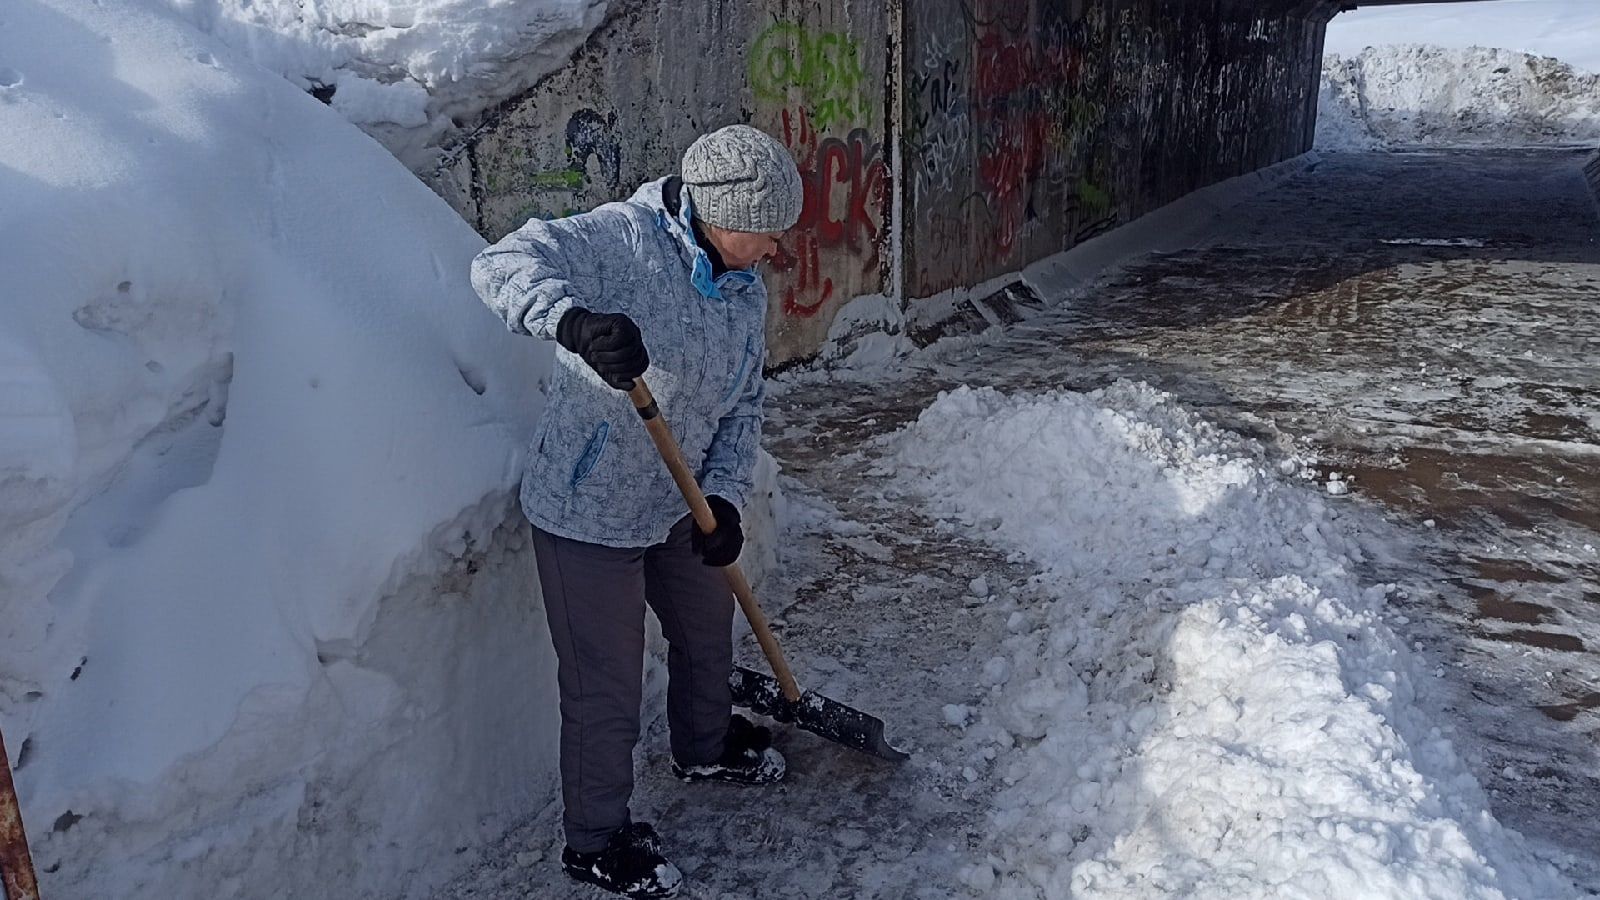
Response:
[892,384,1577,898]
[150,0,610,170]
[0,1,567,897]
[1325,0,1600,76]
[1317,45,1600,150]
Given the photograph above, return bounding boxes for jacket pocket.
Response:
[721,337,757,406]
[570,421,610,487]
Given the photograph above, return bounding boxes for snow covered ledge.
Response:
[143,0,613,174]
[0,3,780,897]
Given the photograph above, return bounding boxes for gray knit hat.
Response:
[681,125,803,233]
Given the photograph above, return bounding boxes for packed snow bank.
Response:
[891,384,1576,899]
[1318,46,1600,150]
[0,1,565,897]
[147,0,610,170]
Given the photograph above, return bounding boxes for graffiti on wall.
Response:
[485,107,623,224]
[464,0,1330,362]
[769,106,888,317]
[750,23,874,133]
[565,108,622,192]
[903,0,1320,302]
[907,1,1130,295]
[908,23,968,198]
[974,35,1046,257]
[750,19,887,321]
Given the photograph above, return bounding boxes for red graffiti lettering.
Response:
[970,32,1076,262]
[770,107,888,318]
[774,235,834,318]
[973,33,1075,103]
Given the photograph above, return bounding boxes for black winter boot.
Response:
[560,822,682,899]
[671,714,786,785]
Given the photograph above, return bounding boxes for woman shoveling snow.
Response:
[471,124,798,899]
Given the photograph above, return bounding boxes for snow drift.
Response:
[891,384,1576,899]
[0,2,563,896]
[1317,45,1600,151]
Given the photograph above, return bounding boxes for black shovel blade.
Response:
[729,666,909,762]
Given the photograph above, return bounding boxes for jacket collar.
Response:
[662,177,730,278]
[628,177,757,302]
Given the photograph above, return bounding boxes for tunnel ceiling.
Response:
[1340,0,1502,8]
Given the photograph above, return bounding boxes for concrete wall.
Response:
[1586,150,1600,215]
[905,0,1327,297]
[444,0,1334,366]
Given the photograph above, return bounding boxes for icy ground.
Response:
[436,150,1600,897]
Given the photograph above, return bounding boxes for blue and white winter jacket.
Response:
[471,177,767,548]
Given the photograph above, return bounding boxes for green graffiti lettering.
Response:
[1077,178,1113,220]
[750,22,871,132]
[527,169,586,190]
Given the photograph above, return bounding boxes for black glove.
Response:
[691,495,744,567]
[555,307,649,391]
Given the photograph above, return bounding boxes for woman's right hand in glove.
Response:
[555,307,650,391]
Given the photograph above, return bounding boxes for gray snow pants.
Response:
[532,516,735,853]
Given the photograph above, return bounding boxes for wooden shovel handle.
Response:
[0,727,40,900]
[628,379,803,703]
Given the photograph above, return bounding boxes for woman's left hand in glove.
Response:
[691,495,744,567]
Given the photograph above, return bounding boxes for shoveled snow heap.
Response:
[891,384,1576,899]
[1317,45,1600,150]
[151,0,611,169]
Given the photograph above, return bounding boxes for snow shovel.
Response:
[628,378,908,762]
